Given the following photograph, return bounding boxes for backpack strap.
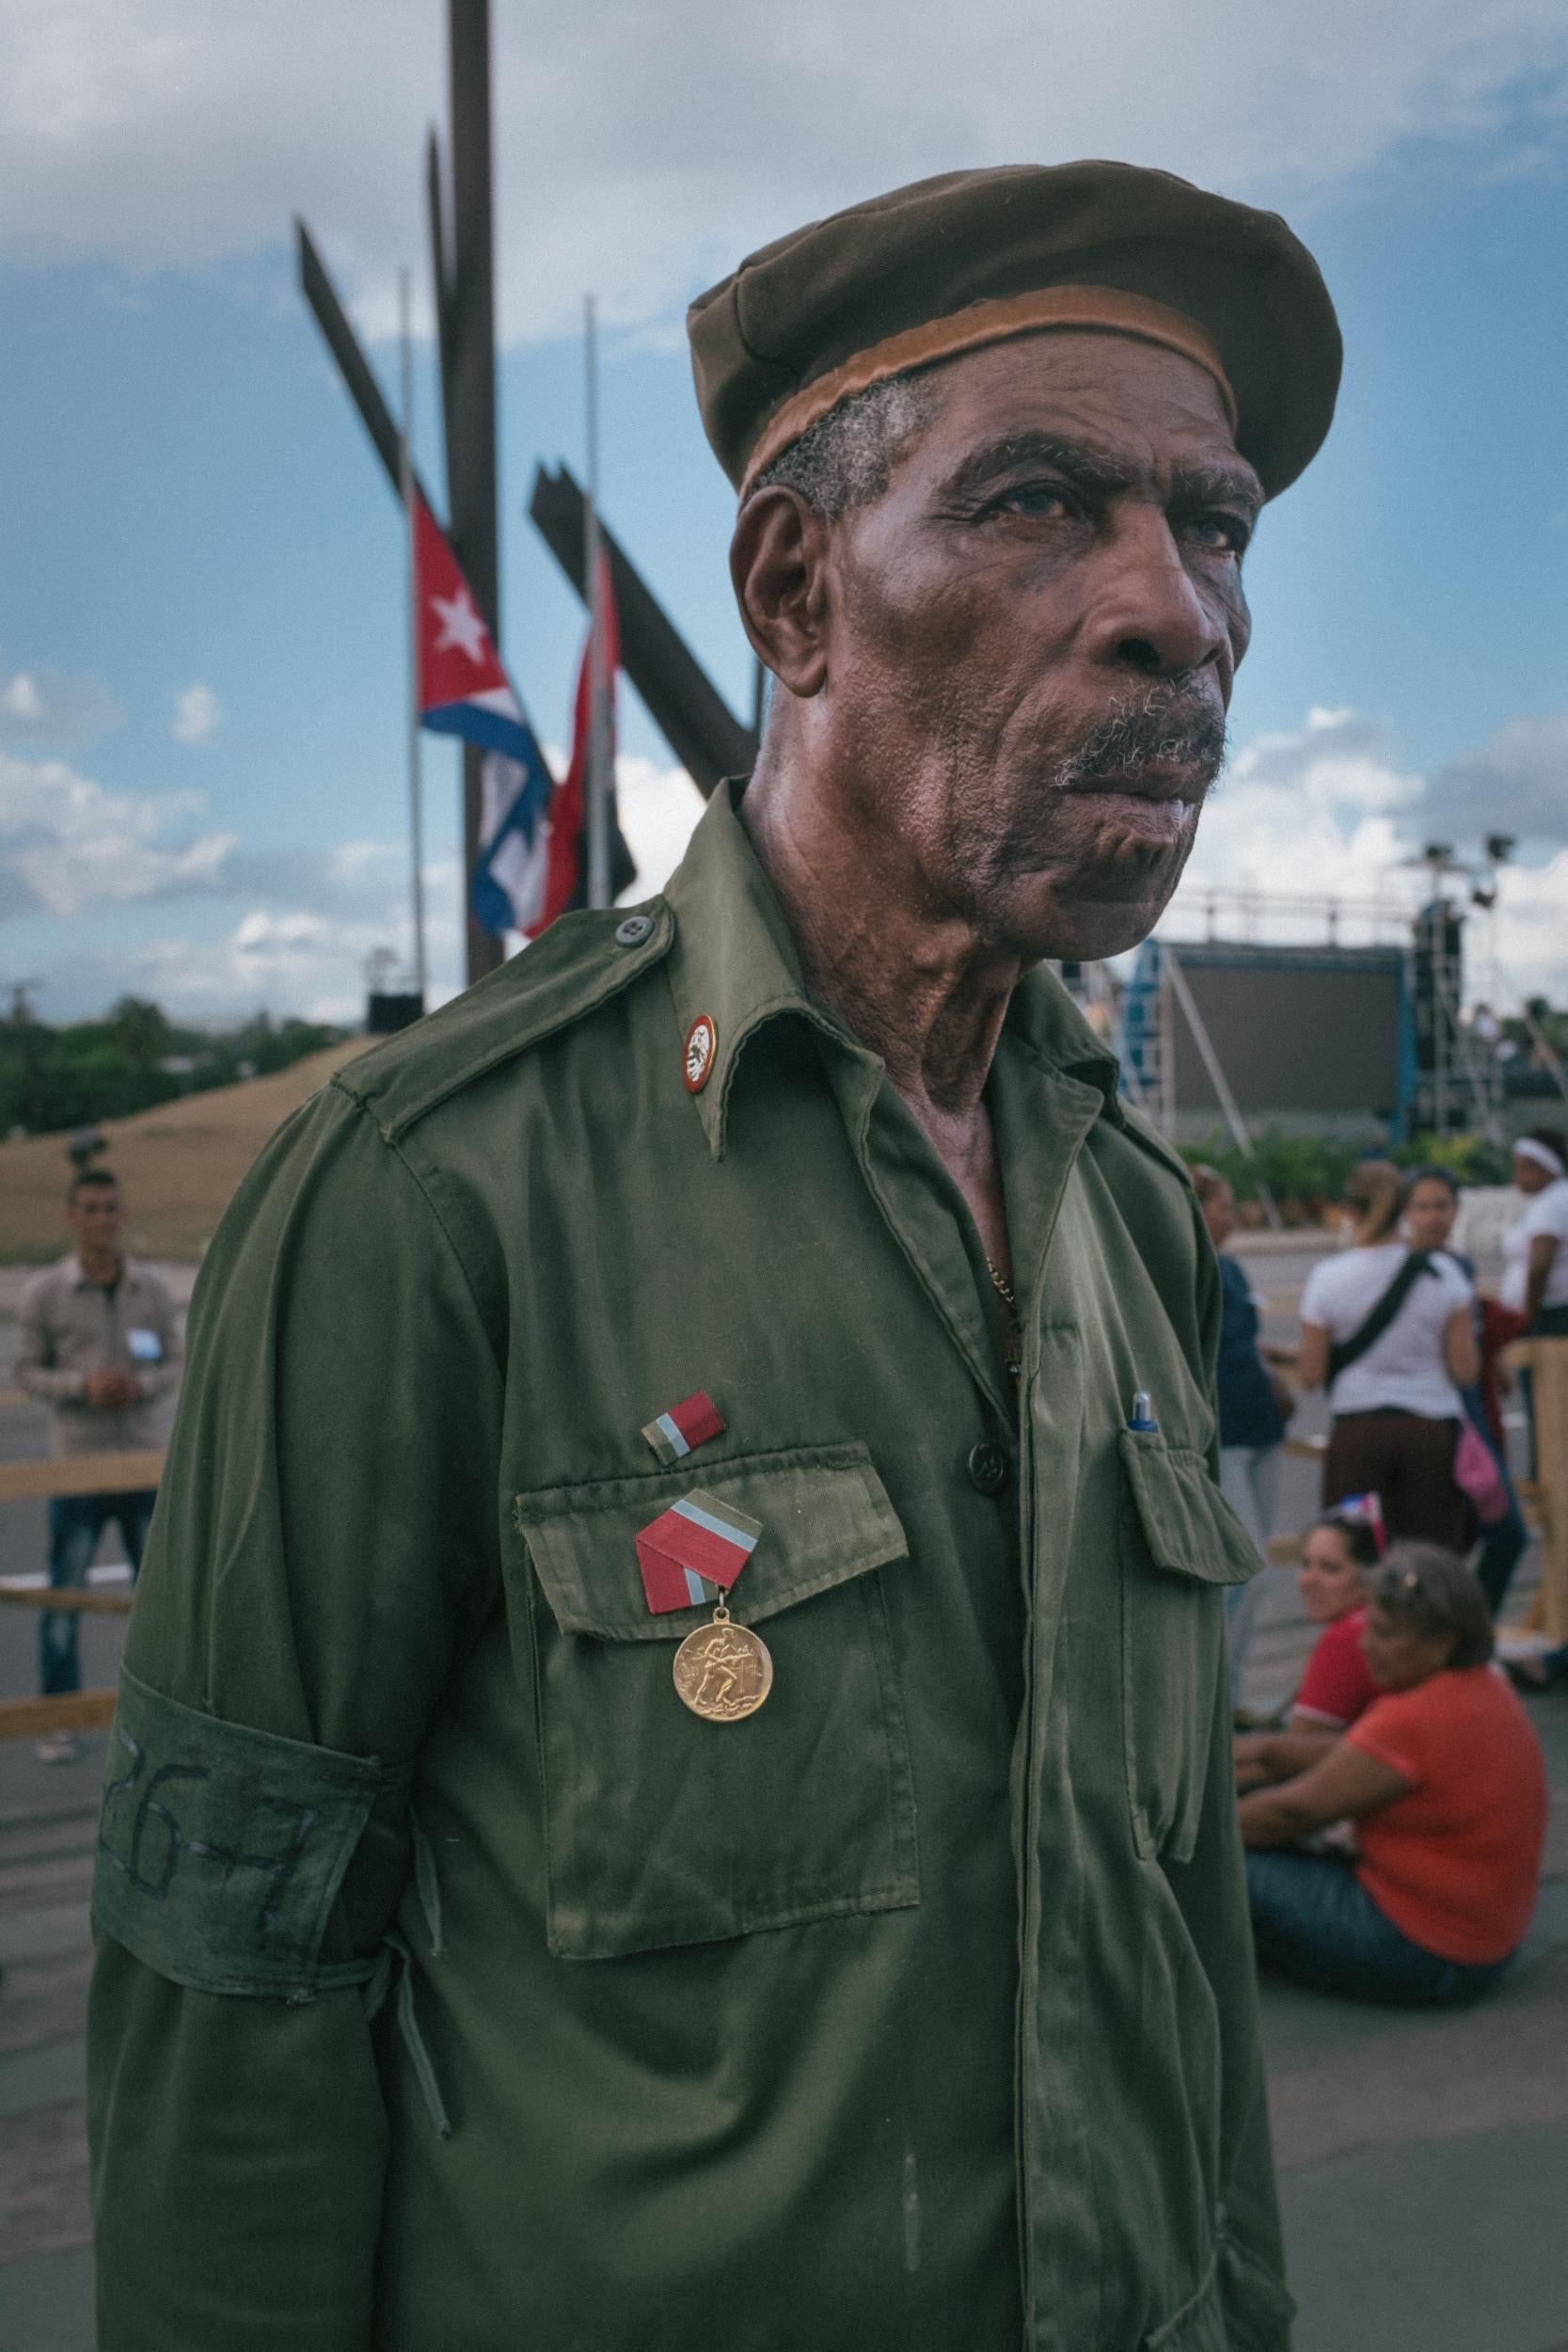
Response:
[1327,1251,1437,1385]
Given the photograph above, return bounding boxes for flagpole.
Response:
[400,267,429,1006]
[583,294,611,912]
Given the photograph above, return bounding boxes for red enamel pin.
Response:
[683,1014,717,1093]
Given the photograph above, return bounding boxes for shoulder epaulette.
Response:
[333,899,673,1144]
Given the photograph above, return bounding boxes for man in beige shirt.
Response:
[15,1167,182,1758]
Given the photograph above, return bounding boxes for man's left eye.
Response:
[999,484,1071,519]
[1183,514,1249,554]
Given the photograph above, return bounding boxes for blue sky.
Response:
[3,1,1567,1023]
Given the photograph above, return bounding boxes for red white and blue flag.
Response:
[414,494,558,940]
[535,552,623,930]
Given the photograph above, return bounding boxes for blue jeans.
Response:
[1246,1849,1513,2007]
[1459,1387,1528,1613]
[40,1489,155,1697]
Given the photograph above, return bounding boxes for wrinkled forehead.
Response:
[900,330,1261,501]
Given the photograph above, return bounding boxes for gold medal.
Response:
[673,1600,773,1723]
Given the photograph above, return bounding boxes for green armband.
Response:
[92,1669,410,1999]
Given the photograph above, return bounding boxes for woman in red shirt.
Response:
[1234,1502,1382,1792]
[1240,1546,1547,2005]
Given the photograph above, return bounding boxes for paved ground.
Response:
[2,1239,1565,2349]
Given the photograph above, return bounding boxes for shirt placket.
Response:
[826,1030,1111,2346]
[988,1039,1113,2348]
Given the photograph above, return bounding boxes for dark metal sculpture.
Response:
[428,0,503,978]
[529,465,756,800]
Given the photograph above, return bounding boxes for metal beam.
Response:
[296,220,437,511]
[529,463,757,797]
[425,126,456,449]
[443,0,502,980]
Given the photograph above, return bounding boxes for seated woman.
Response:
[1233,1501,1383,1791]
[1240,1545,1548,2007]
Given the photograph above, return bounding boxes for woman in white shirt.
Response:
[1297,1159,1478,1550]
[1500,1127,1568,1479]
[1500,1130,1568,1336]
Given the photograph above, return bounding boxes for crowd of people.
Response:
[1198,1129,1568,2007]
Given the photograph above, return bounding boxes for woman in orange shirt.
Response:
[1240,1546,1547,2005]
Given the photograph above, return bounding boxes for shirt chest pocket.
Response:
[513,1441,919,1960]
[1118,1431,1260,1864]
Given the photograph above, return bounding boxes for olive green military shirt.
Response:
[88,782,1292,2352]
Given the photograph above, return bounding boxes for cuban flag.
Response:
[413,495,556,939]
[534,551,625,930]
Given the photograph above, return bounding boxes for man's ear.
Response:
[729,487,832,699]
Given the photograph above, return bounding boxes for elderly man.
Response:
[89,163,1338,2349]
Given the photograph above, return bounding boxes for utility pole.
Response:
[583,296,611,912]
[398,268,428,1008]
[437,0,503,982]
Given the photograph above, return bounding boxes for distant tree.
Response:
[0,997,345,1136]
[108,995,173,1071]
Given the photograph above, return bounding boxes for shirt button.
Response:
[614,913,655,947]
[967,1440,1009,1496]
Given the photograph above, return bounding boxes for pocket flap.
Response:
[515,1441,908,1642]
[1119,1430,1260,1587]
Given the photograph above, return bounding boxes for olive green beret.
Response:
[688,161,1340,501]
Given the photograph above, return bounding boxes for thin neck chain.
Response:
[986,1258,1022,1382]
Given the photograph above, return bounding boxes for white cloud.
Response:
[129,855,466,1025]
[120,756,707,1026]
[0,663,124,750]
[1422,707,1568,840]
[0,748,236,917]
[613,754,705,899]
[1484,849,1568,1005]
[36,755,699,1025]
[1176,705,1429,922]
[1223,705,1427,816]
[1169,705,1568,1002]
[170,682,222,746]
[2,3,1566,344]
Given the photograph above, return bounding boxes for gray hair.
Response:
[749,373,938,519]
[1366,1544,1494,1671]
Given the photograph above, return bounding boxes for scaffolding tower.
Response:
[1408,899,1506,1142]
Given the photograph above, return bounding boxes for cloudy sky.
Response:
[3,0,1567,1023]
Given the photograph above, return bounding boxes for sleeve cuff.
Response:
[93,1669,411,1999]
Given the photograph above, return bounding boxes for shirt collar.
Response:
[660,778,1125,1155]
[999,961,1126,1123]
[71,1253,125,1290]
